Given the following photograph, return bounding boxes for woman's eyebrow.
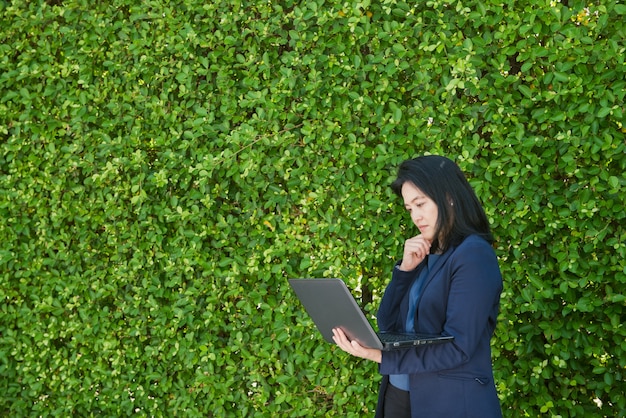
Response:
[404,196,424,206]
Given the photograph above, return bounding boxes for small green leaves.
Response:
[1,0,624,416]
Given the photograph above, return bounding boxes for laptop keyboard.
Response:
[378,333,415,343]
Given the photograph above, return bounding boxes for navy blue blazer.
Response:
[376,235,503,418]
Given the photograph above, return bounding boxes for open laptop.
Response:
[289,278,454,351]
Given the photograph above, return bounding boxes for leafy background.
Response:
[1,0,624,416]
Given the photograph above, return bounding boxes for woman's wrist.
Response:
[396,262,415,273]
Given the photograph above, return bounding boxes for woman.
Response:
[333,155,503,417]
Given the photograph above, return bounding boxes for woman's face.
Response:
[401,182,439,242]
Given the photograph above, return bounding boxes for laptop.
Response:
[289,278,454,351]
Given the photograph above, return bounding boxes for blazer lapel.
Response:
[415,245,457,305]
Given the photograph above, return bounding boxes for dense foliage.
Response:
[1,0,624,416]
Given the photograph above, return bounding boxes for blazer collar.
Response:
[419,245,457,294]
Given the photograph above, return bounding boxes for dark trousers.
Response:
[384,382,411,418]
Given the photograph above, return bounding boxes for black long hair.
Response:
[391,155,493,253]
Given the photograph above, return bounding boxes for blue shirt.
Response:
[390,254,441,391]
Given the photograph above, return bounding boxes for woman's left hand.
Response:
[332,328,382,363]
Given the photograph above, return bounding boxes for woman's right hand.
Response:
[398,235,431,271]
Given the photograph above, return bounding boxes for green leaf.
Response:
[518,84,533,98]
[614,4,626,14]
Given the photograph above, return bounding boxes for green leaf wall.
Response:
[1,0,624,416]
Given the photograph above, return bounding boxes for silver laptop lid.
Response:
[289,278,384,349]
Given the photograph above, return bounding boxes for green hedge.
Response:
[1,0,624,416]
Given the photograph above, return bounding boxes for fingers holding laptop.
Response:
[332,328,382,363]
